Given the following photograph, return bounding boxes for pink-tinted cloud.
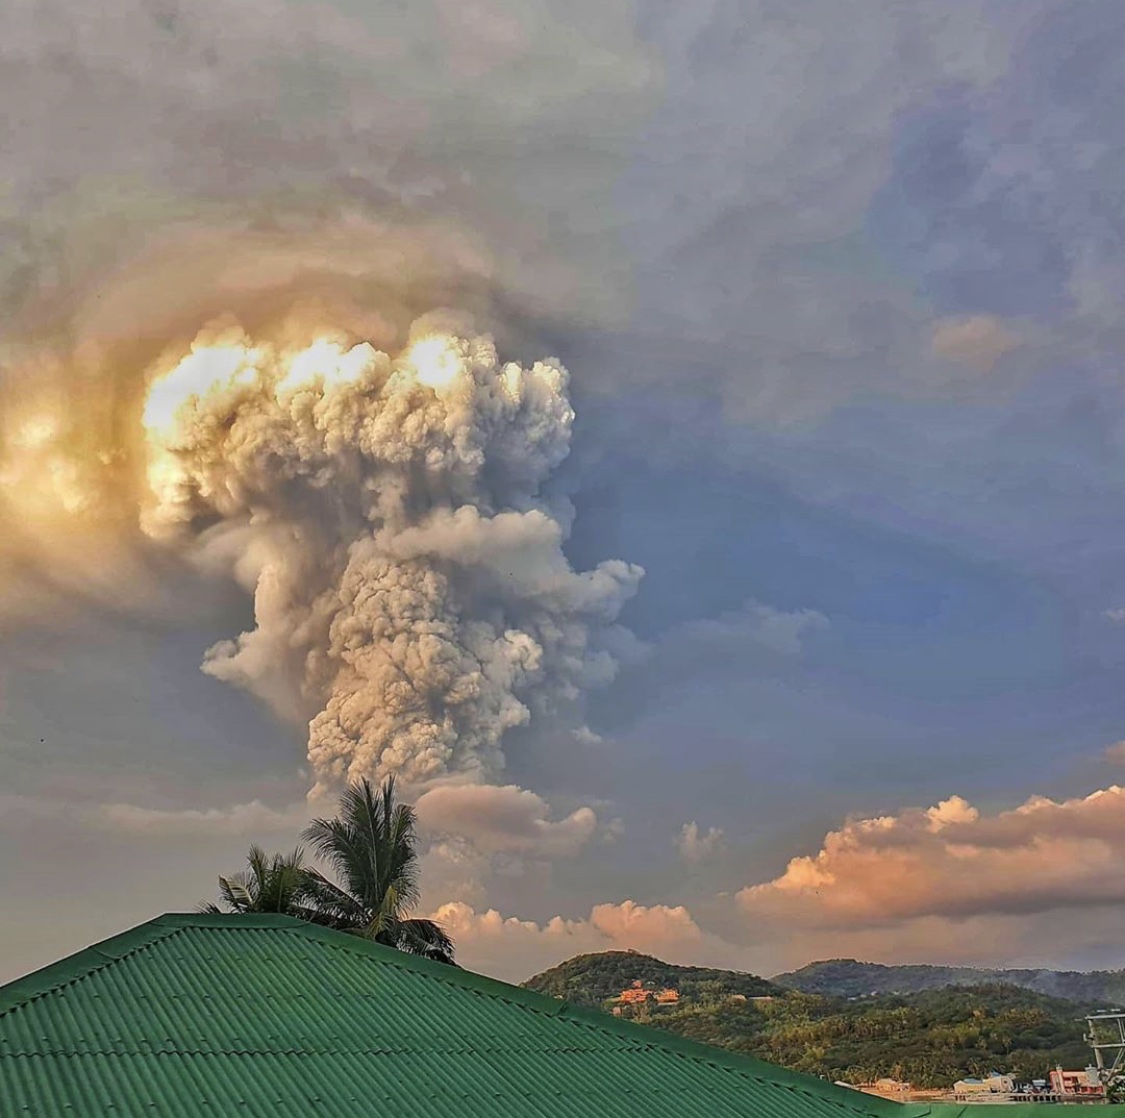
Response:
[431,898,708,981]
[930,314,1020,371]
[739,786,1125,929]
[415,783,598,857]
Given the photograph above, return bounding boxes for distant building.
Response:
[989,1073,1016,1094]
[1049,1068,1103,1097]
[616,980,650,1007]
[872,1078,910,1096]
[611,981,680,1012]
[953,1077,986,1095]
[853,1078,950,1103]
[953,1073,1015,1096]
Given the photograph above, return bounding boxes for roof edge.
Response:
[153,912,309,929]
[0,916,181,1017]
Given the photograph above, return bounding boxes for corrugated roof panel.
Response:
[0,914,1112,1118]
[0,1056,899,1118]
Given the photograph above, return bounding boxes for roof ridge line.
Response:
[0,920,183,1020]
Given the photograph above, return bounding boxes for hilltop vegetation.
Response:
[665,984,1093,1087]
[773,958,1125,1006]
[523,950,780,1008]
[523,953,1097,1088]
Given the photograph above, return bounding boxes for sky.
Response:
[6,0,1125,984]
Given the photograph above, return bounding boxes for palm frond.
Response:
[397,918,456,965]
[298,776,456,962]
[207,846,316,917]
[218,874,254,913]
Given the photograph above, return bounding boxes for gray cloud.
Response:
[672,600,828,658]
[0,0,655,336]
[96,798,308,837]
[416,783,597,856]
[676,821,726,864]
[929,314,1021,372]
[610,0,1023,423]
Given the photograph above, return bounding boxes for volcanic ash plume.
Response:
[140,316,642,794]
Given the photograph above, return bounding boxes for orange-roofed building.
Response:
[617,981,650,1006]
[1049,1068,1103,1097]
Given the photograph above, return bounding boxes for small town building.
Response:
[1049,1067,1104,1097]
[616,978,651,1005]
[872,1078,911,1096]
[953,1072,1015,1095]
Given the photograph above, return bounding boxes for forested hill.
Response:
[773,958,1125,1004]
[522,950,780,1007]
[521,952,1098,1087]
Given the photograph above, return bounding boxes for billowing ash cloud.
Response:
[140,312,642,793]
[0,0,655,624]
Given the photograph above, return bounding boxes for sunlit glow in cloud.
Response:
[404,334,463,392]
[739,786,1125,929]
[134,315,642,796]
[142,342,262,439]
[0,397,99,528]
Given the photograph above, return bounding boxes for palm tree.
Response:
[199,845,318,919]
[301,776,455,964]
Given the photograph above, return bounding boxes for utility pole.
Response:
[1085,1011,1125,1102]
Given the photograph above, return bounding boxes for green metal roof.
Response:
[0,914,1119,1118]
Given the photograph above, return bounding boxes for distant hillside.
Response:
[522,950,780,1008]
[773,958,1125,1005]
[523,952,1099,1088]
